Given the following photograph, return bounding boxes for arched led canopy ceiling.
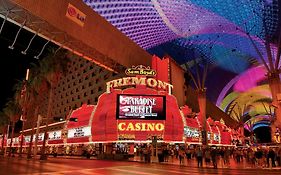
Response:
[84,0,280,127]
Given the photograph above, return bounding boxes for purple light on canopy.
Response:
[155,0,242,36]
[83,0,178,49]
[234,66,267,92]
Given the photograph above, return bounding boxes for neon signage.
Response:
[106,77,173,94]
[125,65,156,77]
[118,122,164,131]
[117,94,166,120]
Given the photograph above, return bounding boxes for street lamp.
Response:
[19,69,29,158]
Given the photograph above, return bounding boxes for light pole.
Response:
[33,114,42,158]
[4,124,9,156]
[19,69,29,158]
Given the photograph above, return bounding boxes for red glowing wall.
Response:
[91,87,184,142]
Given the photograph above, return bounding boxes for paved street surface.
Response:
[0,157,280,175]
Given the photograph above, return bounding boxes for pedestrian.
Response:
[196,147,203,167]
[179,148,185,165]
[268,148,276,167]
[158,147,164,163]
[185,148,192,162]
[211,147,218,169]
[205,148,211,167]
[170,148,175,162]
[143,146,148,163]
[223,147,230,166]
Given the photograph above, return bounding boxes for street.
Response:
[0,157,280,175]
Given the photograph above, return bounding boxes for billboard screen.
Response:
[116,94,166,120]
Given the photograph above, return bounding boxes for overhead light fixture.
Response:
[0,10,10,35]
[8,19,26,50]
[22,29,40,55]
[34,37,52,59]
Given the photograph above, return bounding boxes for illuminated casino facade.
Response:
[0,63,236,153]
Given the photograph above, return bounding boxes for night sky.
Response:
[0,19,48,110]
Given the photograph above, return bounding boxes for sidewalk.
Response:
[129,155,281,170]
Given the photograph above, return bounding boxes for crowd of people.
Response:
[137,145,281,169]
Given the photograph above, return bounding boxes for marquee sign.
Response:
[125,65,156,77]
[25,136,31,143]
[67,126,91,138]
[214,133,220,142]
[184,126,200,138]
[32,133,44,142]
[117,94,166,120]
[48,130,62,140]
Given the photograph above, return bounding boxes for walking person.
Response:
[185,147,192,163]
[205,148,211,167]
[223,147,230,166]
[196,147,203,167]
[211,147,218,169]
[268,148,276,167]
[179,148,185,165]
